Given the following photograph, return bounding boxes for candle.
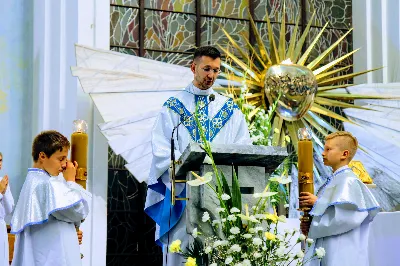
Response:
[71,120,88,189]
[297,128,314,210]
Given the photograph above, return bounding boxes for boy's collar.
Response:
[333,165,350,176]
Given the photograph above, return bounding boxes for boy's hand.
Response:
[63,161,78,182]
[299,192,318,207]
[77,230,83,245]
[0,175,8,194]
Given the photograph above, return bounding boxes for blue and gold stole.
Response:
[164,94,239,142]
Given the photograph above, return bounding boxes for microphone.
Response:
[169,94,215,204]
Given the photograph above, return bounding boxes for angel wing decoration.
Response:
[71,44,193,183]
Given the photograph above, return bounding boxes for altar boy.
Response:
[300,131,380,266]
[10,130,91,266]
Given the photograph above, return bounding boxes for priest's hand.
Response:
[77,230,83,245]
[0,175,8,194]
[63,161,78,182]
[299,192,318,207]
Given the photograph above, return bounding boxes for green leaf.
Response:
[220,171,233,210]
[232,169,242,212]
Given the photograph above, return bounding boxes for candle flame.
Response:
[281,58,294,65]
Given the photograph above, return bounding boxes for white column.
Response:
[352,0,400,83]
[31,0,109,265]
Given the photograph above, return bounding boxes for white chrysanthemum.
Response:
[307,238,314,244]
[227,214,237,222]
[298,234,306,241]
[221,240,229,246]
[221,194,231,200]
[225,256,233,264]
[205,246,212,254]
[228,235,235,240]
[296,250,304,258]
[216,207,225,213]
[212,219,221,226]
[202,212,210,222]
[243,234,252,239]
[230,227,240,235]
[255,226,264,232]
[221,218,227,223]
[229,244,241,253]
[316,247,326,259]
[276,246,285,257]
[278,215,287,223]
[254,252,262,258]
[230,207,240,213]
[242,259,251,266]
[252,237,262,246]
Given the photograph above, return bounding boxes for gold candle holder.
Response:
[71,120,88,190]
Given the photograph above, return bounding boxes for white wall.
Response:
[353,0,400,83]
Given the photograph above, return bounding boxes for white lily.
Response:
[269,175,292,184]
[237,204,260,223]
[187,171,213,186]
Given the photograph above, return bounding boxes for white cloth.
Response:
[11,169,91,266]
[304,166,380,266]
[145,83,251,266]
[0,184,14,266]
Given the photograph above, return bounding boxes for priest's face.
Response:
[191,56,221,90]
[39,147,69,176]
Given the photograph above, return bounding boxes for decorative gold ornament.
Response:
[349,160,373,184]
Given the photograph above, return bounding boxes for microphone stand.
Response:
[170,94,215,205]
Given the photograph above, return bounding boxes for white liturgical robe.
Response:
[10,168,91,266]
[144,83,252,265]
[304,165,380,266]
[0,182,14,266]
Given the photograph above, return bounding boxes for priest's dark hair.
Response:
[32,130,70,161]
[193,46,221,61]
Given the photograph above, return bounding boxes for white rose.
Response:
[230,226,240,235]
[316,247,326,259]
[225,256,234,264]
[298,234,306,241]
[252,237,262,246]
[202,212,210,222]
[221,194,231,200]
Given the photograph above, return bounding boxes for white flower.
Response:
[229,244,241,253]
[278,215,287,223]
[284,203,290,208]
[269,176,292,184]
[230,226,240,235]
[254,226,264,232]
[252,238,262,246]
[230,207,240,213]
[316,247,326,259]
[307,238,314,244]
[249,228,255,233]
[296,250,305,258]
[276,246,285,257]
[242,259,251,266]
[225,256,234,264]
[192,228,199,238]
[243,234,252,239]
[202,212,210,222]
[227,215,237,222]
[284,228,291,234]
[253,192,278,198]
[255,214,265,219]
[205,246,212,254]
[221,194,231,200]
[299,234,306,241]
[221,240,229,246]
[213,240,223,248]
[212,219,221,226]
[221,218,227,223]
[210,264,217,266]
[216,207,225,213]
[254,252,262,258]
[237,214,260,223]
[228,235,235,240]
[187,171,213,186]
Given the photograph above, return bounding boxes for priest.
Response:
[144,46,252,265]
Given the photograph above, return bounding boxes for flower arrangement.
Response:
[167,105,325,266]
